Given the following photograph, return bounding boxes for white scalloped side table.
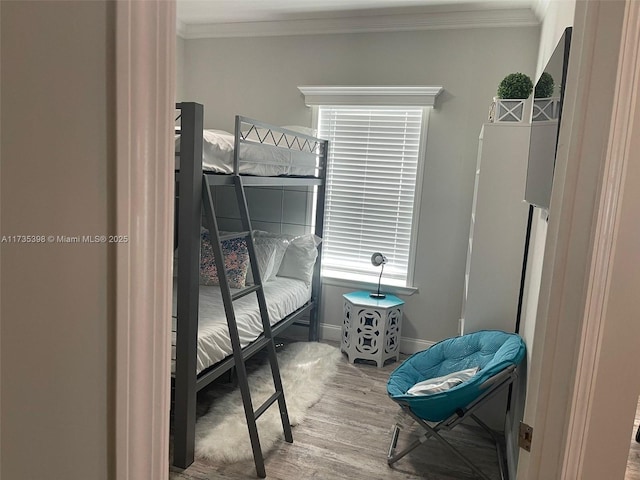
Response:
[341,291,404,368]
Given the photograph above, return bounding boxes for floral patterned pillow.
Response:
[199,229,249,288]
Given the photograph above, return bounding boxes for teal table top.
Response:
[343,290,404,308]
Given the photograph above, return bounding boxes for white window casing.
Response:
[299,86,442,289]
[298,85,443,107]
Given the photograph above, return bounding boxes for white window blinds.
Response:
[318,106,424,286]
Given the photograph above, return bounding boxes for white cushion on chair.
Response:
[407,367,479,396]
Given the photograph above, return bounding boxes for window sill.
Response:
[321,275,419,296]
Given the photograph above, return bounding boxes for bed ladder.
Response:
[201,174,293,478]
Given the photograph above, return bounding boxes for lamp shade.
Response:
[371,252,387,267]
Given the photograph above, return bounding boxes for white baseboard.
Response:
[319,323,435,355]
[399,337,436,355]
[318,323,343,343]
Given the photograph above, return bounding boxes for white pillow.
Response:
[176,129,234,154]
[245,231,293,284]
[282,125,318,137]
[254,231,291,281]
[276,234,321,285]
[406,367,479,396]
[245,240,277,285]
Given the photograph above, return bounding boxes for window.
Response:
[299,85,442,288]
[317,105,425,287]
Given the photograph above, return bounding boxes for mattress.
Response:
[171,276,312,374]
[175,129,318,176]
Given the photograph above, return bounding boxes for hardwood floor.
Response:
[170,341,504,480]
[625,397,640,479]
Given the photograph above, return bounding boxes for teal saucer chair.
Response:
[387,330,526,480]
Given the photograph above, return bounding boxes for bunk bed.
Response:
[172,102,328,476]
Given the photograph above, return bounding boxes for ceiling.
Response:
[176,0,544,38]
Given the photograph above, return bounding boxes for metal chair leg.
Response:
[470,414,507,480]
[414,417,492,480]
[387,424,430,466]
[388,405,499,480]
[387,424,401,461]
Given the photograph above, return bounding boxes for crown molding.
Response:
[298,85,444,107]
[532,0,551,21]
[176,18,188,38]
[177,8,539,39]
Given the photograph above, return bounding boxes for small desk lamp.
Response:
[370,252,388,299]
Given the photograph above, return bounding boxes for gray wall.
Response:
[181,26,540,343]
[177,35,186,101]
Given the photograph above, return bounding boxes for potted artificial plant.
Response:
[534,72,555,98]
[489,72,533,123]
[532,72,558,121]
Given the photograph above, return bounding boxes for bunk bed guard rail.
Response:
[234,115,327,177]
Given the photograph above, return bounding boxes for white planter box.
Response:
[495,99,526,122]
[532,97,560,122]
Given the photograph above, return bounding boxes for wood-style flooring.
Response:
[170,341,504,480]
[625,397,640,479]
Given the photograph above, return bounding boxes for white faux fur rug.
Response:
[194,341,342,463]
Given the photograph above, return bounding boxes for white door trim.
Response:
[518,1,640,479]
[115,1,175,479]
[561,0,640,477]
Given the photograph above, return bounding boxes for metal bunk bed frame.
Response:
[173,102,328,475]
